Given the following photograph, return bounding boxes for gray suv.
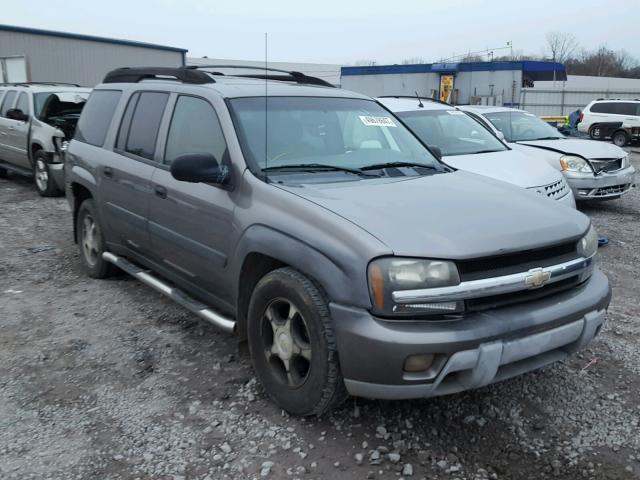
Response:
[66,66,611,415]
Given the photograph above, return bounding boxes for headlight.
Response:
[368,257,462,317]
[621,154,629,168]
[560,155,593,173]
[577,225,598,258]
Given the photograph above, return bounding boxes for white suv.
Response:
[578,99,640,147]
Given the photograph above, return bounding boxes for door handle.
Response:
[103,166,113,178]
[154,185,167,199]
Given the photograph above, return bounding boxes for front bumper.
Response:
[331,269,611,400]
[558,190,576,208]
[565,165,636,200]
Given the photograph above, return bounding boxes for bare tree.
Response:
[400,57,427,65]
[545,31,579,63]
[353,60,378,66]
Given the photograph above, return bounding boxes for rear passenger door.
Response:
[100,90,169,254]
[148,95,235,302]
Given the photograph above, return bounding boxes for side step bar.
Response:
[102,252,235,333]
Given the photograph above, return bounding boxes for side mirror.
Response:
[495,130,506,141]
[6,108,28,122]
[170,153,230,185]
[429,145,443,161]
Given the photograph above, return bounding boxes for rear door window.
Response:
[0,90,17,117]
[164,95,227,166]
[118,91,169,160]
[75,90,122,146]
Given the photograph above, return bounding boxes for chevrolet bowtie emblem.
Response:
[525,268,551,289]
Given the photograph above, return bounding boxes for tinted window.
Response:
[121,92,168,160]
[164,96,227,166]
[591,102,638,115]
[15,93,29,115]
[75,90,122,146]
[0,90,17,117]
[483,111,563,142]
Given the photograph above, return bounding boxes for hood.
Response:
[278,171,588,259]
[443,149,561,188]
[516,138,626,160]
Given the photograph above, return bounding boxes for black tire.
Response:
[0,166,7,178]
[612,130,629,147]
[588,125,602,140]
[33,151,62,197]
[76,198,114,278]
[247,267,347,416]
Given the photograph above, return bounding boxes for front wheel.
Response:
[76,198,114,278]
[247,267,347,416]
[612,130,629,147]
[34,151,62,197]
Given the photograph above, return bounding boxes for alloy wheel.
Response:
[81,214,100,267]
[261,298,313,388]
[35,159,48,192]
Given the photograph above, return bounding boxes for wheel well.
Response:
[30,143,43,165]
[236,253,286,340]
[612,129,628,138]
[71,183,93,243]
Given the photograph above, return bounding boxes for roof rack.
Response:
[188,64,335,88]
[378,95,451,106]
[0,81,82,87]
[103,67,215,85]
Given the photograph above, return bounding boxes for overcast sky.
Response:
[5,0,640,65]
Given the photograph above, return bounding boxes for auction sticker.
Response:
[359,115,397,127]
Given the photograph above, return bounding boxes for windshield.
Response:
[229,97,442,177]
[482,111,563,142]
[397,109,506,156]
[34,91,89,118]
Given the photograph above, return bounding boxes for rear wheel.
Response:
[33,151,61,197]
[247,267,347,416]
[612,130,629,147]
[76,198,114,278]
[588,125,602,140]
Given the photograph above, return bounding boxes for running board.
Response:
[102,252,235,333]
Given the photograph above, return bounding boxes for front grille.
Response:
[594,184,631,196]
[457,241,579,281]
[591,158,623,173]
[466,275,583,311]
[529,179,569,200]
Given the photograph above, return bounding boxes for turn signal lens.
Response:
[369,263,385,310]
[559,158,568,171]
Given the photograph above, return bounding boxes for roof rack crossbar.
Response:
[378,95,451,106]
[188,64,335,88]
[102,67,215,85]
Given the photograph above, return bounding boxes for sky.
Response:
[4,0,640,65]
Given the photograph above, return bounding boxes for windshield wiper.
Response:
[262,163,379,177]
[361,161,439,171]
[525,136,562,141]
[469,149,503,154]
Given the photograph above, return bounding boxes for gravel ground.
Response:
[1,150,639,480]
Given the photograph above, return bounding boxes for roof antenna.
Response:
[264,32,269,181]
[415,91,424,108]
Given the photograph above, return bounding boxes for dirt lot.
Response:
[1,151,639,480]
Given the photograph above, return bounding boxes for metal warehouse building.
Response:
[341,61,567,107]
[0,24,187,87]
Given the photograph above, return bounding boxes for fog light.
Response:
[403,354,435,372]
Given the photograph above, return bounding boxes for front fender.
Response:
[230,224,372,309]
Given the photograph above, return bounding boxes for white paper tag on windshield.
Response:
[359,115,397,127]
[446,110,465,115]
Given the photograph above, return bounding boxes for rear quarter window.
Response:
[0,90,17,117]
[75,90,122,147]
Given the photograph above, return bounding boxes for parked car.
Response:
[459,105,636,201]
[0,83,91,196]
[577,99,640,147]
[66,66,611,416]
[378,97,575,208]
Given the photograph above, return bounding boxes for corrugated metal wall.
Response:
[519,88,640,116]
[0,30,184,86]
